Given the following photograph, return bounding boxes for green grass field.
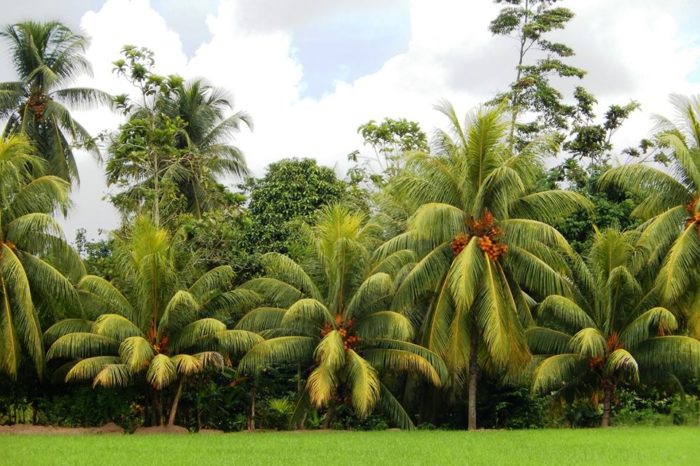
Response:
[0,427,697,465]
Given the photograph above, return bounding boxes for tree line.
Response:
[2,2,700,431]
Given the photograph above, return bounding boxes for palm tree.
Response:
[0,21,112,184]
[528,229,700,427]
[165,78,251,216]
[236,204,447,429]
[383,102,591,429]
[44,216,261,426]
[599,95,700,309]
[0,135,83,378]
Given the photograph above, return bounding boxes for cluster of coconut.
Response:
[450,210,508,260]
[321,314,359,351]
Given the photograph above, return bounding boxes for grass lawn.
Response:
[0,427,697,465]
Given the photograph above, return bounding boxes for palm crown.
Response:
[0,135,83,378]
[600,95,700,307]
[529,229,700,426]
[236,204,446,429]
[44,217,261,424]
[0,22,112,183]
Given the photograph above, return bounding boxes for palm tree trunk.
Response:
[602,385,613,428]
[323,401,336,429]
[467,314,479,431]
[167,377,186,427]
[153,389,164,426]
[247,384,256,431]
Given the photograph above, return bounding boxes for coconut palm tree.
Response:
[599,95,700,309]
[165,78,251,216]
[0,21,111,184]
[0,135,83,378]
[529,229,700,427]
[44,216,261,426]
[235,204,447,429]
[383,102,591,429]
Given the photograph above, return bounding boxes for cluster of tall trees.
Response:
[3,2,700,431]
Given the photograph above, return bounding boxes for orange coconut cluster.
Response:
[685,196,700,229]
[450,210,508,260]
[588,333,623,371]
[321,314,359,351]
[147,326,169,354]
[28,93,50,121]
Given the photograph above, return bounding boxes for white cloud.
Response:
[61,0,700,239]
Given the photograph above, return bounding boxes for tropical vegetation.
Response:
[3,2,700,436]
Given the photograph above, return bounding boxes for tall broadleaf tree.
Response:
[0,135,83,378]
[0,21,111,183]
[44,216,261,426]
[383,102,591,429]
[107,48,250,224]
[529,229,700,427]
[236,204,447,429]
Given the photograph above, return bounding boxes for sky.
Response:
[2,0,700,240]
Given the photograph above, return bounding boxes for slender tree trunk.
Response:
[247,384,256,431]
[508,0,531,154]
[153,389,164,426]
[467,313,479,431]
[323,400,336,429]
[602,385,613,428]
[467,341,478,430]
[167,377,186,427]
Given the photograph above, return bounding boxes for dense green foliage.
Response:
[3,6,700,435]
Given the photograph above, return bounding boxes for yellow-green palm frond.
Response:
[119,336,154,372]
[620,307,678,349]
[146,353,177,389]
[605,349,639,383]
[235,307,286,332]
[47,332,118,360]
[377,382,415,430]
[44,319,93,347]
[260,253,321,300]
[238,336,316,374]
[537,295,595,333]
[569,328,606,358]
[158,290,198,337]
[188,265,235,301]
[656,224,700,303]
[526,327,573,355]
[345,349,379,418]
[172,317,226,352]
[93,314,143,341]
[345,273,394,320]
[0,243,43,376]
[77,275,133,319]
[239,278,303,308]
[214,329,263,356]
[366,339,447,385]
[282,299,333,331]
[355,311,414,341]
[171,354,203,376]
[532,353,586,394]
[93,364,131,388]
[307,330,345,408]
[65,356,119,383]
